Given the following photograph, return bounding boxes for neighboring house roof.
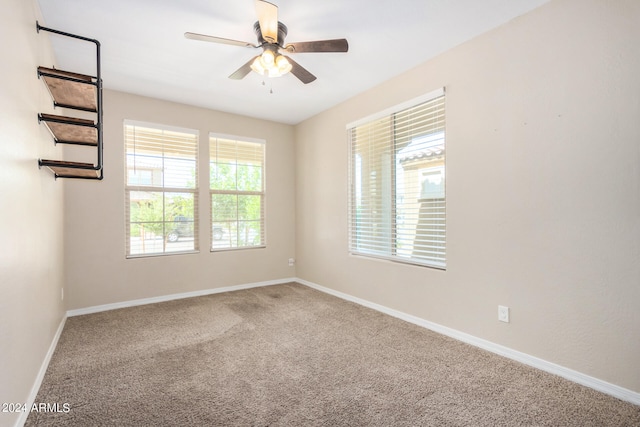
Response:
[397,132,445,165]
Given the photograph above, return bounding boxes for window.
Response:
[210,134,265,250]
[348,88,446,269]
[125,121,198,257]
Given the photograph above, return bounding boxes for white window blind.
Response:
[125,121,198,257]
[210,134,265,250]
[348,89,446,269]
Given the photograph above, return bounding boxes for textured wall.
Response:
[295,0,640,392]
[0,1,66,426]
[63,90,296,310]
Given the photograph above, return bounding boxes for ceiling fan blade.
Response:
[256,0,278,43]
[285,56,317,84]
[185,32,257,48]
[229,56,260,80]
[284,39,349,53]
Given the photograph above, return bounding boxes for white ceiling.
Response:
[37,0,549,125]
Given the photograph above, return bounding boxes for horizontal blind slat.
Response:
[348,93,446,269]
[210,134,266,251]
[125,123,199,257]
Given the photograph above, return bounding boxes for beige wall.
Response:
[295,0,640,393]
[0,1,66,425]
[63,90,296,310]
[4,0,638,419]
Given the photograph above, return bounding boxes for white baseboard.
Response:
[15,314,67,427]
[50,276,640,408]
[296,278,640,406]
[21,278,297,426]
[66,277,297,317]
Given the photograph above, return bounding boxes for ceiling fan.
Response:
[184,0,348,84]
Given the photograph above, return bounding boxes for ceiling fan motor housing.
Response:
[254,21,288,46]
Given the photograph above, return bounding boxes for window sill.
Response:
[210,245,266,253]
[126,250,200,259]
[349,252,446,271]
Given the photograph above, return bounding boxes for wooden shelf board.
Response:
[40,160,101,179]
[38,67,97,111]
[38,67,94,82]
[40,114,97,146]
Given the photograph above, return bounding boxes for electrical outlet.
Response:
[498,305,509,323]
[61,288,64,301]
[288,258,295,267]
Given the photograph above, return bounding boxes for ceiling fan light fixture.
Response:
[250,56,266,74]
[261,50,275,66]
[276,55,292,74]
[250,51,292,78]
[267,67,282,78]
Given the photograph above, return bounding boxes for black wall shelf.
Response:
[36,22,104,180]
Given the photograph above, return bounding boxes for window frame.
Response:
[209,133,266,252]
[124,120,199,258]
[347,88,446,269]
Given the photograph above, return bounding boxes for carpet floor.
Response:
[26,282,640,426]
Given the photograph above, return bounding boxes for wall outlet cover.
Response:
[498,305,509,323]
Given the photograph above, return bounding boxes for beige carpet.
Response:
[27,282,640,426]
